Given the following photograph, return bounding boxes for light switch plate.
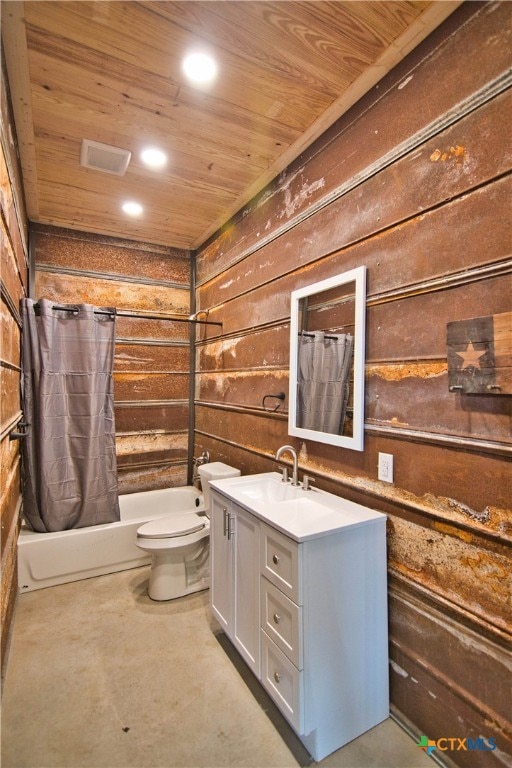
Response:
[378,453,394,483]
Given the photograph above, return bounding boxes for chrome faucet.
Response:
[192,450,210,488]
[275,445,299,486]
[194,450,210,468]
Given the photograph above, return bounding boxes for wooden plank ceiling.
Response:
[2,1,461,250]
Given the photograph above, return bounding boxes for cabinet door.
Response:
[232,504,260,676]
[210,492,232,632]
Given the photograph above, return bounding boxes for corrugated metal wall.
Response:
[2,2,510,760]
[194,4,511,764]
[1,60,29,674]
[31,225,192,494]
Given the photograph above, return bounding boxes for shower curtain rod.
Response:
[300,331,340,341]
[35,304,222,327]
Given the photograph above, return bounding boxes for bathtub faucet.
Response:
[193,450,210,488]
[194,450,210,468]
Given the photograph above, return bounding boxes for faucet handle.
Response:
[281,467,289,483]
[302,475,316,491]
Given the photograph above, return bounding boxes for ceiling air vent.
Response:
[80,139,131,176]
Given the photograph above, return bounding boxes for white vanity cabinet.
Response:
[209,474,389,763]
[210,490,261,676]
[259,519,389,761]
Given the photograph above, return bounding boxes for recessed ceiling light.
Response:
[182,51,218,85]
[141,147,167,169]
[122,201,143,216]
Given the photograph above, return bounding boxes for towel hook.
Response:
[10,421,30,440]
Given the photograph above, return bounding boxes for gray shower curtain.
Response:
[21,299,120,532]
[296,331,354,434]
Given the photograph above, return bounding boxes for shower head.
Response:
[189,309,209,321]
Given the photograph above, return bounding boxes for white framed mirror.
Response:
[288,266,366,451]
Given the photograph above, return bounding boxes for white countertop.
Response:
[209,472,386,542]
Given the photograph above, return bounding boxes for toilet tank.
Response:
[197,462,240,511]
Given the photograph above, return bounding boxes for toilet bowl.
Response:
[136,462,240,601]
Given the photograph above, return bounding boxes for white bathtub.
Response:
[17,486,205,593]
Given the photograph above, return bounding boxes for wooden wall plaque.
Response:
[447,311,511,394]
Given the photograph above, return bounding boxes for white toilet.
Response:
[136,462,240,601]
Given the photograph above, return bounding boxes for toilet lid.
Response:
[137,514,206,539]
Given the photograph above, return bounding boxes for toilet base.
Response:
[146,538,209,601]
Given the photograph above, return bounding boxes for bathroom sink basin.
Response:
[278,496,331,514]
[276,496,337,523]
[235,475,303,503]
[209,471,386,541]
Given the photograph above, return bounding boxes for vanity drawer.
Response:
[261,577,303,669]
[260,523,300,603]
[261,630,303,734]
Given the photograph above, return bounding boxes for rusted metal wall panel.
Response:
[115,344,189,372]
[197,2,511,277]
[194,5,512,762]
[114,402,188,433]
[197,371,288,411]
[1,60,28,676]
[203,173,510,324]
[389,576,511,768]
[196,287,511,441]
[31,224,189,284]
[116,432,188,468]
[32,227,191,495]
[366,372,511,443]
[367,269,511,360]
[116,315,189,343]
[193,430,279,478]
[35,271,189,314]
[197,276,290,336]
[117,464,187,495]
[388,517,510,630]
[1,231,25,312]
[0,439,21,560]
[0,298,21,369]
[0,367,20,432]
[195,405,508,510]
[198,98,511,319]
[114,372,189,401]
[197,325,289,371]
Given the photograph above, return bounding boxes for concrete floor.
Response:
[1,567,435,768]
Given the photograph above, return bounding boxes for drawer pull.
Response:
[273,613,281,624]
[272,554,280,565]
[274,671,281,684]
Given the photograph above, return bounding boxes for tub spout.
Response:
[275,445,299,486]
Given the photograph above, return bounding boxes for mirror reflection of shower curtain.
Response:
[296,331,354,434]
[20,299,120,532]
